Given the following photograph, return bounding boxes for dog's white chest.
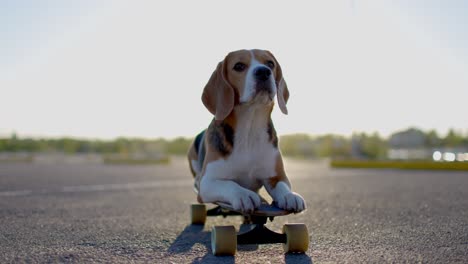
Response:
[231,107,278,176]
[222,120,278,189]
[231,140,276,173]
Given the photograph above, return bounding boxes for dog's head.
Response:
[202,49,289,121]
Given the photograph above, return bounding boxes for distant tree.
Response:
[425,129,440,148]
[0,139,5,152]
[443,128,463,148]
[11,132,18,141]
[360,132,387,159]
[166,137,191,155]
[329,135,351,158]
[114,138,130,154]
[6,132,18,152]
[60,138,78,154]
[317,135,334,157]
[279,134,313,157]
[464,132,468,148]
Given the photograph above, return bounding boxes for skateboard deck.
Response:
[215,200,291,217]
[193,188,292,216]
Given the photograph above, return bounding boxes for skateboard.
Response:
[190,198,309,256]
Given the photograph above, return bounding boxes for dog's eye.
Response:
[266,60,275,69]
[233,62,246,72]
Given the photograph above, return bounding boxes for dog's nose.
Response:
[254,67,271,82]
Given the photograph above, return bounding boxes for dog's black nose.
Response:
[254,67,271,82]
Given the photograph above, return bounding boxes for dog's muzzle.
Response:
[254,66,274,97]
[255,66,271,82]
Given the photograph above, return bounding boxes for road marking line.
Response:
[0,190,33,197]
[0,179,193,197]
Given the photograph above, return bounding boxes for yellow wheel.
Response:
[283,223,309,253]
[211,225,237,256]
[190,204,206,225]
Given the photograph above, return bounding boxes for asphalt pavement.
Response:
[0,157,467,263]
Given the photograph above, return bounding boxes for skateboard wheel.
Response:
[190,204,207,225]
[211,225,237,256]
[282,223,309,253]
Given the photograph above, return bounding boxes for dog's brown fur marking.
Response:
[207,111,237,157]
[268,175,281,189]
[209,121,234,157]
[268,154,291,189]
[267,118,278,148]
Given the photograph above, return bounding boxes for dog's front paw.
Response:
[229,190,261,213]
[276,192,306,212]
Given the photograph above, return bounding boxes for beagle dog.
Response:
[187,49,306,213]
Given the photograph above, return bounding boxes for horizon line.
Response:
[1,126,467,141]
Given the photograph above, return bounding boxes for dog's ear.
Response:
[267,51,289,115]
[202,60,235,121]
[277,77,289,115]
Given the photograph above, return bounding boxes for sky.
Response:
[1,0,467,139]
